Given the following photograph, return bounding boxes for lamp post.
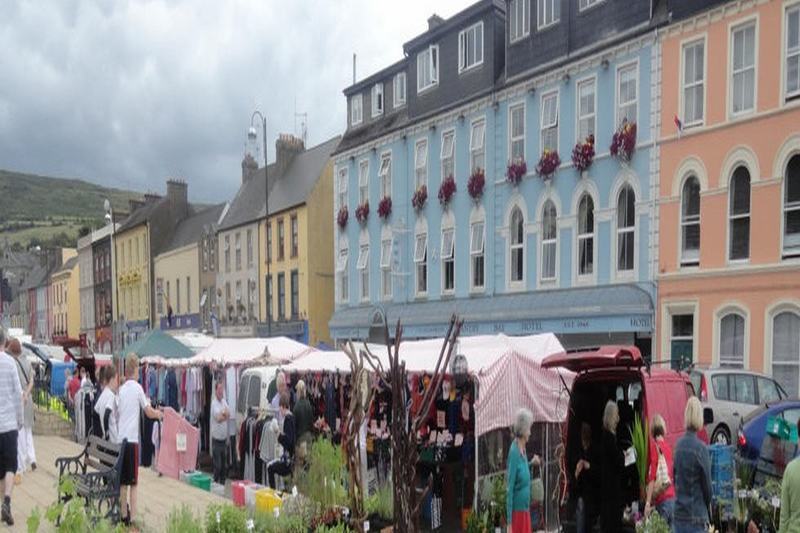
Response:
[104,199,119,351]
[249,111,271,337]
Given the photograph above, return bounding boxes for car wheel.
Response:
[712,426,730,445]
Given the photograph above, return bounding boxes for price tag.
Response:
[176,433,187,452]
[216,511,221,524]
[364,521,370,531]
[772,496,781,508]
[292,485,298,497]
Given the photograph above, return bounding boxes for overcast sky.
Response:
[0,0,467,203]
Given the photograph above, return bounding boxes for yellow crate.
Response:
[254,488,282,515]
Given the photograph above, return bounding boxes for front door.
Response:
[670,314,694,370]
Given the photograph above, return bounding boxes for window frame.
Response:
[379,152,392,198]
[540,90,559,154]
[727,166,752,263]
[290,269,299,319]
[266,274,273,319]
[371,83,384,118]
[290,214,299,258]
[415,139,428,190]
[509,207,525,288]
[680,176,702,267]
[575,75,596,143]
[470,220,485,292]
[728,18,758,118]
[509,102,526,164]
[266,222,272,264]
[417,45,440,94]
[358,159,369,206]
[509,0,530,43]
[458,21,484,74]
[336,247,349,303]
[350,94,363,126]
[277,219,285,261]
[441,227,455,294]
[783,154,800,258]
[540,199,558,284]
[579,0,604,12]
[470,118,486,173]
[414,232,428,296]
[441,129,455,181]
[393,72,407,108]
[785,4,800,102]
[537,0,560,30]
[680,36,707,128]
[770,308,800,398]
[616,61,639,128]
[576,193,595,280]
[718,311,746,369]
[277,273,285,319]
[357,244,369,302]
[337,167,348,212]
[615,184,636,276]
[380,238,392,300]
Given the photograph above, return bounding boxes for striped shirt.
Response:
[0,351,23,433]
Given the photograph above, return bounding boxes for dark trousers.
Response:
[267,459,292,489]
[212,438,227,485]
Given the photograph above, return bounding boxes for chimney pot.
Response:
[275,134,305,178]
[166,178,189,222]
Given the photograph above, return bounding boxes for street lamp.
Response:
[249,111,270,337]
[104,199,119,350]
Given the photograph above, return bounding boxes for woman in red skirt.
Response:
[506,408,534,533]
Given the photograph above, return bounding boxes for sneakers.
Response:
[1,501,13,526]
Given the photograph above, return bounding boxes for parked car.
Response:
[737,399,800,461]
[236,365,279,427]
[690,368,787,445]
[542,346,712,531]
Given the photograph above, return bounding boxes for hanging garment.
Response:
[156,407,200,480]
[166,369,179,412]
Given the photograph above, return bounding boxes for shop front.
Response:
[159,313,201,332]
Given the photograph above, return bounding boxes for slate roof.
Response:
[217,164,274,232]
[20,265,49,291]
[163,203,226,254]
[117,198,165,233]
[53,256,79,277]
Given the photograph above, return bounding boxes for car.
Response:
[737,399,800,461]
[690,368,788,445]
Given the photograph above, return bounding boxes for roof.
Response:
[334,109,409,155]
[403,0,504,53]
[21,265,49,291]
[344,58,408,96]
[163,203,226,254]
[117,198,164,233]
[217,163,273,232]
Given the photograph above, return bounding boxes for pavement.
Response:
[6,435,227,532]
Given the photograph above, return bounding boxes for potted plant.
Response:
[355,201,369,225]
[572,134,595,175]
[536,149,561,181]
[438,176,457,207]
[337,206,349,229]
[610,120,637,163]
[411,185,428,212]
[377,196,392,220]
[506,160,527,186]
[630,415,649,503]
[468,169,486,201]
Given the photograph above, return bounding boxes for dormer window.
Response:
[458,22,483,73]
[579,0,604,10]
[417,45,439,93]
[350,94,363,126]
[372,83,384,117]
[393,73,407,108]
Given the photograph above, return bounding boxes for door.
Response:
[670,340,693,371]
[670,314,694,370]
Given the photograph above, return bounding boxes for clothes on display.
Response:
[73,384,96,443]
[157,407,200,479]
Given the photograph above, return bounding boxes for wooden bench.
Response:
[55,436,126,523]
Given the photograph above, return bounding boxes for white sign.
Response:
[176,433,187,452]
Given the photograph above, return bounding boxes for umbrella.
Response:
[118,330,194,359]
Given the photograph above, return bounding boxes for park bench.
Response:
[55,435,126,523]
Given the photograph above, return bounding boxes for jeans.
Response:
[267,459,292,489]
[656,499,675,528]
[576,497,588,533]
[672,521,707,533]
[212,438,227,485]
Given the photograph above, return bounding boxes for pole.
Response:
[109,209,119,351]
[263,117,271,338]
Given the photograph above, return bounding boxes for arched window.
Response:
[510,207,524,283]
[681,176,701,266]
[772,310,800,397]
[577,194,594,277]
[719,312,745,369]
[729,166,751,260]
[541,200,557,281]
[784,155,800,257]
[617,185,636,272]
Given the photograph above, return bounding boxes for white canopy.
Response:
[283,350,354,374]
[190,336,312,366]
[171,332,214,353]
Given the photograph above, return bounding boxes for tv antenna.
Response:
[294,98,308,145]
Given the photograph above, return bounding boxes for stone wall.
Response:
[32,405,73,439]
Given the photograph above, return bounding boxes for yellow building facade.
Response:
[154,243,200,327]
[114,224,151,332]
[51,255,80,339]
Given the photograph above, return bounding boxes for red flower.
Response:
[355,201,369,224]
[536,150,561,179]
[467,169,485,200]
[378,196,392,219]
[412,185,428,211]
[610,120,637,163]
[571,134,595,173]
[336,206,348,229]
[438,176,457,206]
[506,160,527,185]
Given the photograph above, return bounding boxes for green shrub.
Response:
[295,439,347,510]
[166,505,203,533]
[254,511,307,533]
[28,476,124,533]
[205,503,247,533]
[364,484,393,520]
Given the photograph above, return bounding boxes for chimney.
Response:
[428,14,444,30]
[241,153,258,184]
[143,192,161,205]
[166,179,189,221]
[128,198,145,212]
[275,134,305,177]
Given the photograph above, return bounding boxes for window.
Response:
[225,282,230,313]
[266,223,272,263]
[266,275,273,320]
[379,154,392,198]
[246,229,253,267]
[415,140,428,189]
[682,39,705,125]
[681,176,701,266]
[509,104,525,164]
[731,22,756,115]
[617,185,635,272]
[617,63,638,126]
[577,194,594,277]
[787,6,800,100]
[772,311,800,397]
[358,160,369,205]
[458,22,483,73]
[248,278,256,318]
[733,374,756,404]
[290,270,299,318]
[729,166,751,261]
[509,0,529,42]
[357,245,369,301]
[757,377,782,404]
[712,375,730,401]
[576,78,596,142]
[209,236,216,271]
[290,215,299,258]
[393,73,407,108]
[235,232,242,270]
[510,207,524,284]
[441,131,455,180]
[441,227,455,293]
[336,248,349,303]
[671,314,694,370]
[414,233,428,295]
[380,239,392,299]
[470,120,486,172]
[784,155,800,257]
[277,219,285,261]
[337,167,348,211]
[277,273,285,319]
[235,280,242,304]
[417,45,439,92]
[719,313,745,368]
[537,0,559,29]
[350,94,363,126]
[541,200,557,281]
[541,91,559,153]
[371,83,383,117]
[470,221,485,290]
[579,0,603,10]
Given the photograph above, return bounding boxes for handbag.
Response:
[654,443,671,496]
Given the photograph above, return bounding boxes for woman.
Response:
[644,414,675,526]
[672,397,711,533]
[506,408,533,533]
[599,401,624,533]
[267,392,296,489]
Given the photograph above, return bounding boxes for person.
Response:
[94,366,119,442]
[7,339,36,483]
[599,400,624,533]
[79,367,89,388]
[210,380,230,485]
[292,380,314,458]
[672,397,711,533]
[781,455,800,531]
[270,371,294,422]
[0,329,23,526]
[67,368,81,404]
[506,408,533,533]
[574,422,599,533]
[117,353,163,527]
[267,392,296,489]
[644,414,675,526]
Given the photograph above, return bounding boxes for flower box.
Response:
[536,150,561,180]
[610,120,637,163]
[412,185,428,211]
[467,169,485,201]
[571,135,595,174]
[438,176,457,206]
[337,206,349,229]
[378,196,392,220]
[506,160,527,185]
[355,202,369,224]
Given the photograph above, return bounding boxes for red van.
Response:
[541,346,710,530]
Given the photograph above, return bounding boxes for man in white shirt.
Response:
[210,380,230,485]
[0,328,23,526]
[117,353,163,527]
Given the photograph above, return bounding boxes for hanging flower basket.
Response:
[467,169,485,201]
[506,160,527,186]
[355,201,369,224]
[536,150,561,180]
[337,206,349,229]
[610,120,637,163]
[377,196,392,220]
[438,176,457,207]
[412,185,428,211]
[571,134,595,174]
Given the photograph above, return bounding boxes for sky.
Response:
[0,0,467,203]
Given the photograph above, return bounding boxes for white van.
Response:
[236,366,279,429]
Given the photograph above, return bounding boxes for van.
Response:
[542,346,711,530]
[236,366,279,429]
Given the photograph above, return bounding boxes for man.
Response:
[6,339,35,483]
[781,455,800,532]
[117,353,163,526]
[270,371,294,425]
[267,392,295,489]
[210,380,229,485]
[0,328,23,525]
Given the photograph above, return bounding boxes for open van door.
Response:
[542,345,644,373]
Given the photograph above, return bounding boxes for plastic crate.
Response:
[211,482,225,496]
[189,472,212,492]
[180,470,199,483]
[255,488,283,515]
[766,416,791,440]
[232,480,252,507]
[245,483,264,509]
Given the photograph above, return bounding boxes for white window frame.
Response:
[415,139,428,190]
[540,200,558,284]
[785,4,800,102]
[579,0,604,11]
[575,76,596,143]
[680,37,707,127]
[537,0,559,30]
[615,185,636,276]
[441,227,455,294]
[728,166,751,263]
[414,232,428,296]
[441,130,455,180]
[371,83,384,117]
[336,247,349,303]
[380,238,392,300]
[509,0,530,43]
[784,154,800,257]
[470,118,486,173]
[680,176,702,267]
[393,72,407,108]
[458,22,484,74]
[358,160,369,206]
[470,220,485,291]
[540,90,559,154]
[576,193,595,280]
[717,311,747,369]
[417,45,439,93]
[509,102,526,164]
[509,207,526,289]
[616,61,638,127]
[357,244,369,302]
[768,306,800,398]
[337,167,348,211]
[379,152,392,198]
[350,94,363,126]
[729,18,758,118]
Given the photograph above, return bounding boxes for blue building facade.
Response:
[330,0,721,352]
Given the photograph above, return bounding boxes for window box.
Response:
[337,206,349,229]
[571,135,595,174]
[468,169,485,201]
[412,185,428,212]
[438,176,457,207]
[378,196,392,220]
[536,150,560,180]
[507,160,528,185]
[355,202,369,225]
[610,121,637,163]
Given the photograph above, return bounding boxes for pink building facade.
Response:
[657,0,800,397]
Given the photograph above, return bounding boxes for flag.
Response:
[674,115,683,136]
